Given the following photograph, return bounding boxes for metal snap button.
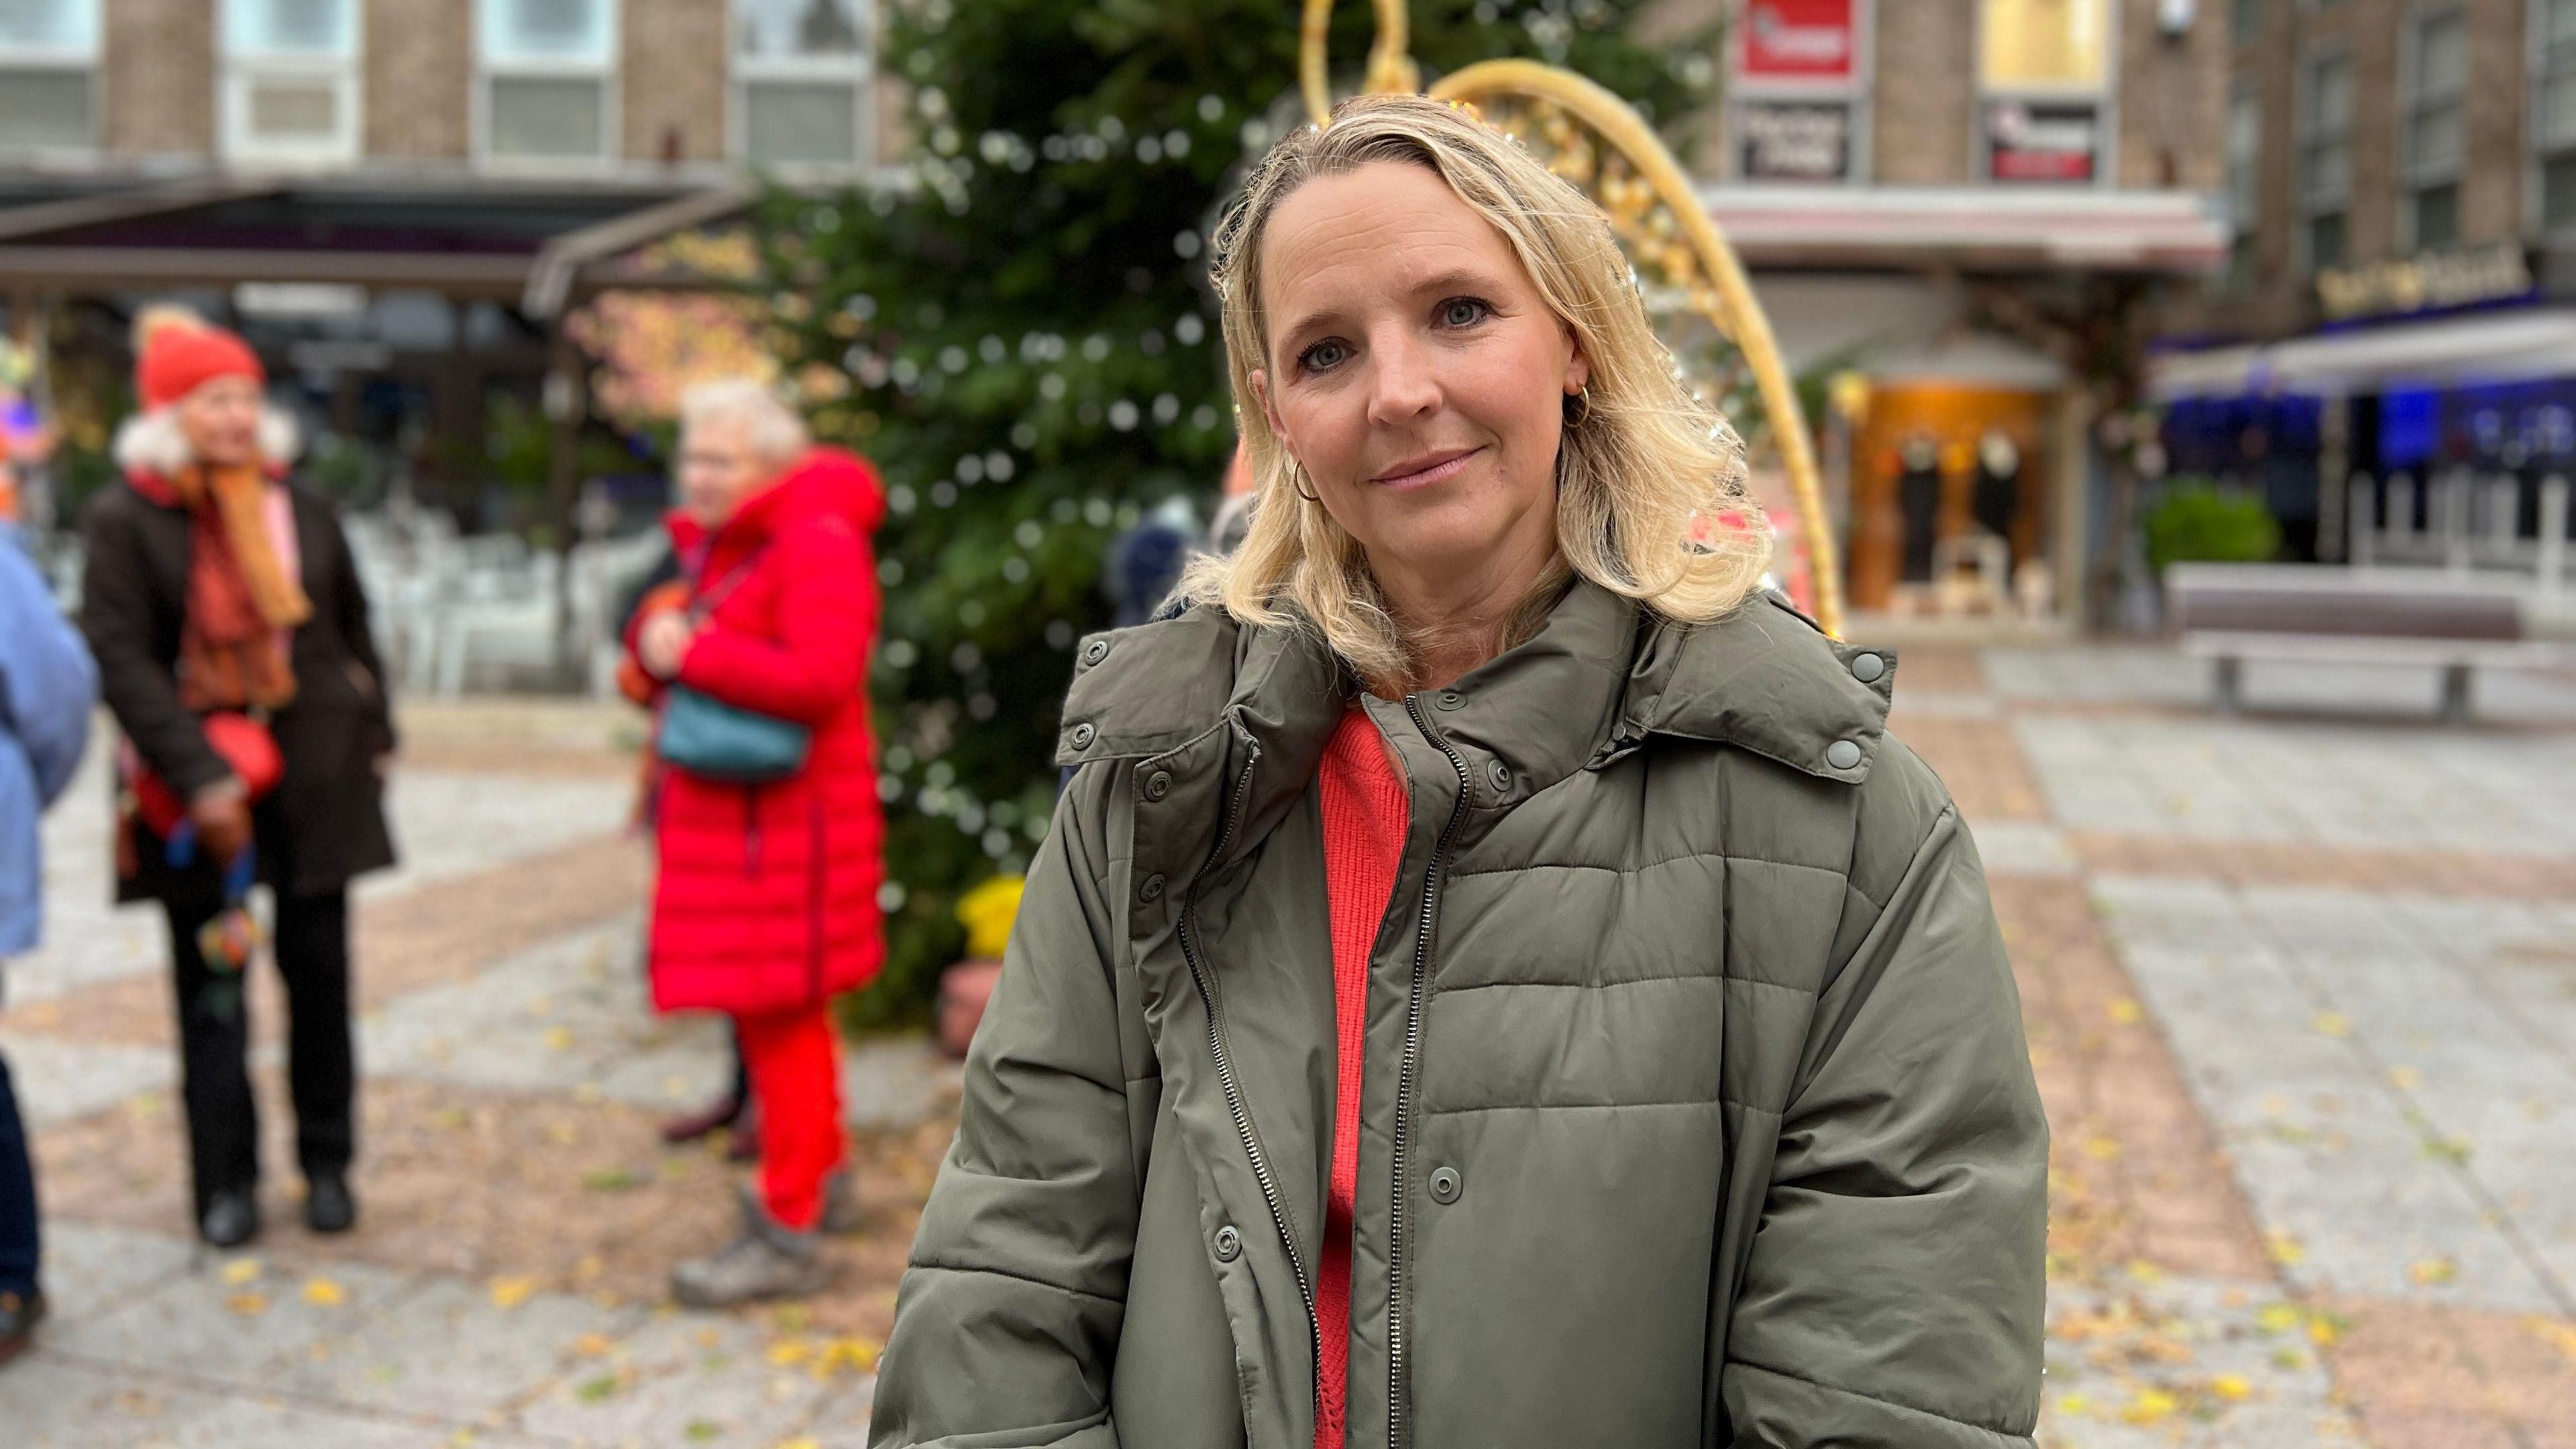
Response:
[1848,651,1885,684]
[1143,770,1172,802]
[1428,1167,1462,1204]
[1486,759,1511,792]
[1213,1225,1242,1261]
[1139,873,1166,903]
[1436,690,1464,711]
[1081,638,1111,665]
[1825,739,1863,770]
[1069,722,1096,749]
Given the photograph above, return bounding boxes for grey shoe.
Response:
[670,1190,832,1308]
[820,1169,863,1235]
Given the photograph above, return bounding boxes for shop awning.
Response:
[2150,307,2576,399]
[0,173,755,319]
[1700,184,2229,274]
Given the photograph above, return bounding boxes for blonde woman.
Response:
[871,95,2045,1449]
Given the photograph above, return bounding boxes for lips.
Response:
[1372,445,1484,490]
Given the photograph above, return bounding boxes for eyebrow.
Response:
[1272,266,1513,362]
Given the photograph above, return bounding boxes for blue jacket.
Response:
[0,523,95,956]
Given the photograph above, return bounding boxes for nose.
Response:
[1364,325,1440,427]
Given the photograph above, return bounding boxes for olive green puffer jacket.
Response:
[872,580,2047,1449]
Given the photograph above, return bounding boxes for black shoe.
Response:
[306,1175,357,1235]
[199,1188,261,1248]
[659,1095,747,1146]
[0,1289,44,1366]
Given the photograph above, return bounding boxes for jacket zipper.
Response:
[1172,727,1324,1419]
[1388,695,1471,1449]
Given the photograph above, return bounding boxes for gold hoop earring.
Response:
[1562,386,1592,429]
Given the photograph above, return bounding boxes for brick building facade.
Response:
[3,0,886,174]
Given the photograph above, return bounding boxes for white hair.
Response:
[680,378,810,464]
[111,405,302,478]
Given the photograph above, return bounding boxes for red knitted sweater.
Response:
[1314,708,1409,1448]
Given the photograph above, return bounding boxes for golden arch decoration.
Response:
[1295,0,1845,637]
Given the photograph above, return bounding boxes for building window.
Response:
[2540,0,2576,231]
[733,0,871,172]
[2302,47,2353,269]
[2232,0,2265,46]
[0,0,99,156]
[2402,8,2466,252]
[478,0,616,167]
[2226,80,2262,285]
[221,0,362,166]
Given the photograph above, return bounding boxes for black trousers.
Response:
[165,888,354,1217]
[0,1051,36,1297]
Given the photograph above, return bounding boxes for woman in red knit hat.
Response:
[78,305,398,1249]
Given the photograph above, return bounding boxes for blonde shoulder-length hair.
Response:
[1183,93,1770,690]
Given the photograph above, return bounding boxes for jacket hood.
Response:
[1058,580,1894,782]
[667,445,884,554]
[1056,579,1896,881]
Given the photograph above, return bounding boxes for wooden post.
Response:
[2539,475,2568,610]
[544,325,586,686]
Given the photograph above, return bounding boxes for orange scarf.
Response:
[169,464,310,711]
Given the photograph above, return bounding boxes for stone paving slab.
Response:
[0,1030,173,1129]
[264,1275,647,1426]
[2017,714,2576,855]
[2037,1273,2367,1448]
[2095,876,2575,1318]
[48,1250,427,1387]
[1983,646,2576,722]
[516,1311,857,1447]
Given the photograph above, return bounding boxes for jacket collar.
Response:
[1061,578,1896,873]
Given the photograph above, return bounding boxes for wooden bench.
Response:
[2165,563,2570,720]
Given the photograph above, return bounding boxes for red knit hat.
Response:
[134,305,264,411]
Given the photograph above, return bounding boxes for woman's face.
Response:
[1252,161,1587,590]
[677,413,776,529]
[175,376,265,470]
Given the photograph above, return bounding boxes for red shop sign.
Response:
[1738,0,1858,83]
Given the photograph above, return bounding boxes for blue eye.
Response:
[1299,339,1349,372]
[1439,298,1491,327]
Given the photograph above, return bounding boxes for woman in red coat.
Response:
[630,378,885,1306]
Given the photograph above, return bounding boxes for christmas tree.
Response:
[755,0,1720,1026]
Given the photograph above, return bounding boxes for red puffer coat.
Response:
[639,447,885,1016]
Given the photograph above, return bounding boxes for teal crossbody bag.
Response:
[653,551,812,784]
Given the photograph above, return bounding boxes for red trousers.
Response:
[736,1003,844,1231]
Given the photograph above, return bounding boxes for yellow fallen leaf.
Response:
[220,1258,263,1286]
[544,1026,574,1051]
[2308,1316,2341,1346]
[820,1336,880,1373]
[2408,1257,2457,1285]
[2055,1392,2091,1417]
[2388,1066,2422,1091]
[490,1275,538,1309]
[2211,1373,2252,1402]
[303,1277,345,1307]
[2118,1387,2179,1426]
[766,1337,814,1366]
[2107,998,2143,1025]
[2080,1134,2122,1161]
[2257,1303,2303,1334]
[2312,1011,2352,1038]
[226,1291,269,1316]
[2526,1316,2576,1362]
[2266,1232,2306,1267]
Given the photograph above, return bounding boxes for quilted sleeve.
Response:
[1721,786,2047,1448]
